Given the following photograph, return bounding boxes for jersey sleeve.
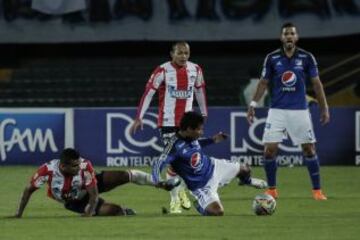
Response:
[261,54,272,81]
[146,66,165,90]
[135,66,165,119]
[30,164,49,189]
[152,146,176,184]
[83,160,97,188]
[307,53,319,78]
[198,137,215,148]
[194,65,208,116]
[194,65,205,89]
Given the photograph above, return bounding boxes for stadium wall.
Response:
[1,0,359,43]
[0,107,359,166]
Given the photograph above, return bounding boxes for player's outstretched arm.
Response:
[14,184,38,218]
[247,79,268,124]
[212,132,228,143]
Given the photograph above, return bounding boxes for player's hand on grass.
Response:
[130,119,143,134]
[212,132,228,143]
[247,107,255,125]
[156,178,181,191]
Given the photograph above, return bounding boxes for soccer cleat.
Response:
[240,177,268,189]
[124,208,136,216]
[249,178,268,189]
[179,189,191,210]
[265,188,279,199]
[169,199,182,214]
[238,164,267,189]
[312,190,327,200]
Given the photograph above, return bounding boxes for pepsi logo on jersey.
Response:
[281,71,297,87]
[190,152,203,172]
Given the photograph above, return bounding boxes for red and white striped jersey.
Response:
[136,61,207,127]
[30,158,97,203]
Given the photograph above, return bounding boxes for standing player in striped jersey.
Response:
[14,148,179,218]
[130,42,207,213]
[247,22,330,200]
[152,111,267,216]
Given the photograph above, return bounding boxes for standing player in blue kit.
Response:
[247,22,330,200]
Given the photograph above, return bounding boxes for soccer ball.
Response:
[252,193,276,216]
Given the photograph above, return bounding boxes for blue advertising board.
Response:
[1,107,358,166]
[0,108,74,165]
[74,108,161,167]
[74,107,360,166]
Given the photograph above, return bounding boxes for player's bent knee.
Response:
[205,202,224,216]
[264,144,278,158]
[302,144,316,157]
[264,148,277,159]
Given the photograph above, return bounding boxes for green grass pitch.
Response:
[1,166,359,240]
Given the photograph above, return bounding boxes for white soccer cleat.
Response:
[248,178,268,189]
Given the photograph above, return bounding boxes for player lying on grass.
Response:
[152,111,268,216]
[14,148,179,218]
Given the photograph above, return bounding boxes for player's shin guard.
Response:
[264,157,277,188]
[128,170,154,186]
[304,155,321,190]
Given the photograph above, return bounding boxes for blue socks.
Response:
[264,158,277,188]
[264,155,321,190]
[304,155,321,190]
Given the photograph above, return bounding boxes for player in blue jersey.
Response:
[246,22,330,200]
[152,111,267,216]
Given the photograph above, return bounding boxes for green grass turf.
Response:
[0,166,359,240]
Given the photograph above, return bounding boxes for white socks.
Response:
[128,170,154,186]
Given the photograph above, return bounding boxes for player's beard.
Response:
[284,41,295,51]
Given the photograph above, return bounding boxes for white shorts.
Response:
[262,108,316,145]
[190,158,240,210]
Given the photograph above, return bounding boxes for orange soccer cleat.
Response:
[265,188,279,199]
[312,189,327,200]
